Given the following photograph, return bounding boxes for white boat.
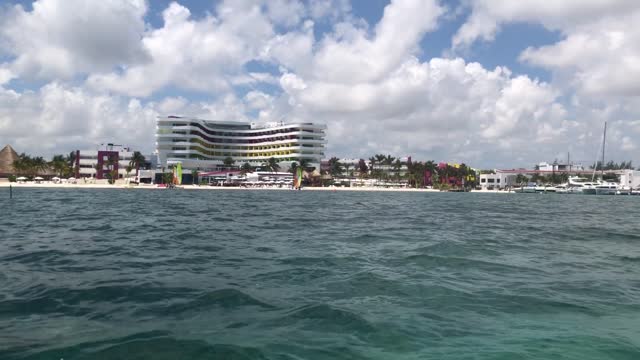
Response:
[616,186,632,195]
[519,183,537,193]
[554,184,569,194]
[595,182,618,195]
[568,176,597,195]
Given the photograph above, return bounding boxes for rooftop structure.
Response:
[0,145,19,177]
[156,116,327,171]
[535,161,585,172]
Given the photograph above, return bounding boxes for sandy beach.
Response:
[0,181,511,193]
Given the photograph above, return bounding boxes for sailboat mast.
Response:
[601,121,607,179]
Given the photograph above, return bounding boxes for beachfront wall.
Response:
[156,116,327,172]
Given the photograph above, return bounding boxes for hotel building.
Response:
[156,116,327,171]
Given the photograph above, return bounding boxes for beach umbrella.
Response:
[52,176,60,181]
[67,177,76,181]
[34,176,44,180]
[16,176,27,181]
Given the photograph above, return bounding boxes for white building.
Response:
[156,116,326,171]
[618,170,640,189]
[76,145,142,179]
[479,172,517,190]
[535,161,585,172]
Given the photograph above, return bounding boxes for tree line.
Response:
[324,154,478,189]
[590,160,634,171]
[11,151,146,183]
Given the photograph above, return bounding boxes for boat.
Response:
[595,182,618,195]
[616,186,632,195]
[554,184,569,194]
[568,177,598,195]
[519,182,537,193]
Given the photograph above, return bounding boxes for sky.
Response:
[1,0,639,168]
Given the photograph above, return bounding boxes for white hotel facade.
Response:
[156,116,327,171]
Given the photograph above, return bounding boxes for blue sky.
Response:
[0,0,639,168]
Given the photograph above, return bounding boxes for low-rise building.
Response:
[618,170,640,189]
[535,161,585,172]
[76,144,150,179]
[479,172,517,190]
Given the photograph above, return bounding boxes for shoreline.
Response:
[0,182,513,193]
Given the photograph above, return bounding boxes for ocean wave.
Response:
[1,331,268,360]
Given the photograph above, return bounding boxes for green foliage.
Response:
[591,160,634,171]
[515,174,529,185]
[191,169,199,184]
[8,175,16,182]
[162,172,174,185]
[357,159,368,177]
[107,170,118,184]
[125,165,133,178]
[327,157,343,177]
[223,156,235,169]
[263,158,280,173]
[49,154,68,177]
[129,151,146,171]
[240,162,254,175]
[13,153,48,177]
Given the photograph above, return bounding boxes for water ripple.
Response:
[1,189,639,359]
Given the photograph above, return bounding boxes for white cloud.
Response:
[0,0,149,79]
[452,0,636,49]
[310,0,444,83]
[276,56,569,165]
[0,83,157,154]
[520,13,640,96]
[244,90,273,110]
[265,0,305,27]
[454,1,640,98]
[308,0,351,20]
[1,0,639,168]
[87,1,275,97]
[0,65,14,85]
[621,136,636,151]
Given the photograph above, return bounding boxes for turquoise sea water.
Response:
[1,188,639,359]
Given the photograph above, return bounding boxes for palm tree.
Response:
[392,159,402,181]
[191,169,199,185]
[223,156,235,169]
[31,156,48,177]
[264,157,280,173]
[50,154,68,177]
[298,158,311,171]
[407,161,425,188]
[240,162,254,175]
[343,163,352,178]
[327,157,343,178]
[290,161,298,174]
[103,156,118,184]
[129,151,146,175]
[385,155,396,166]
[368,156,376,172]
[66,151,78,178]
[13,153,30,176]
[357,159,368,178]
[125,165,133,182]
